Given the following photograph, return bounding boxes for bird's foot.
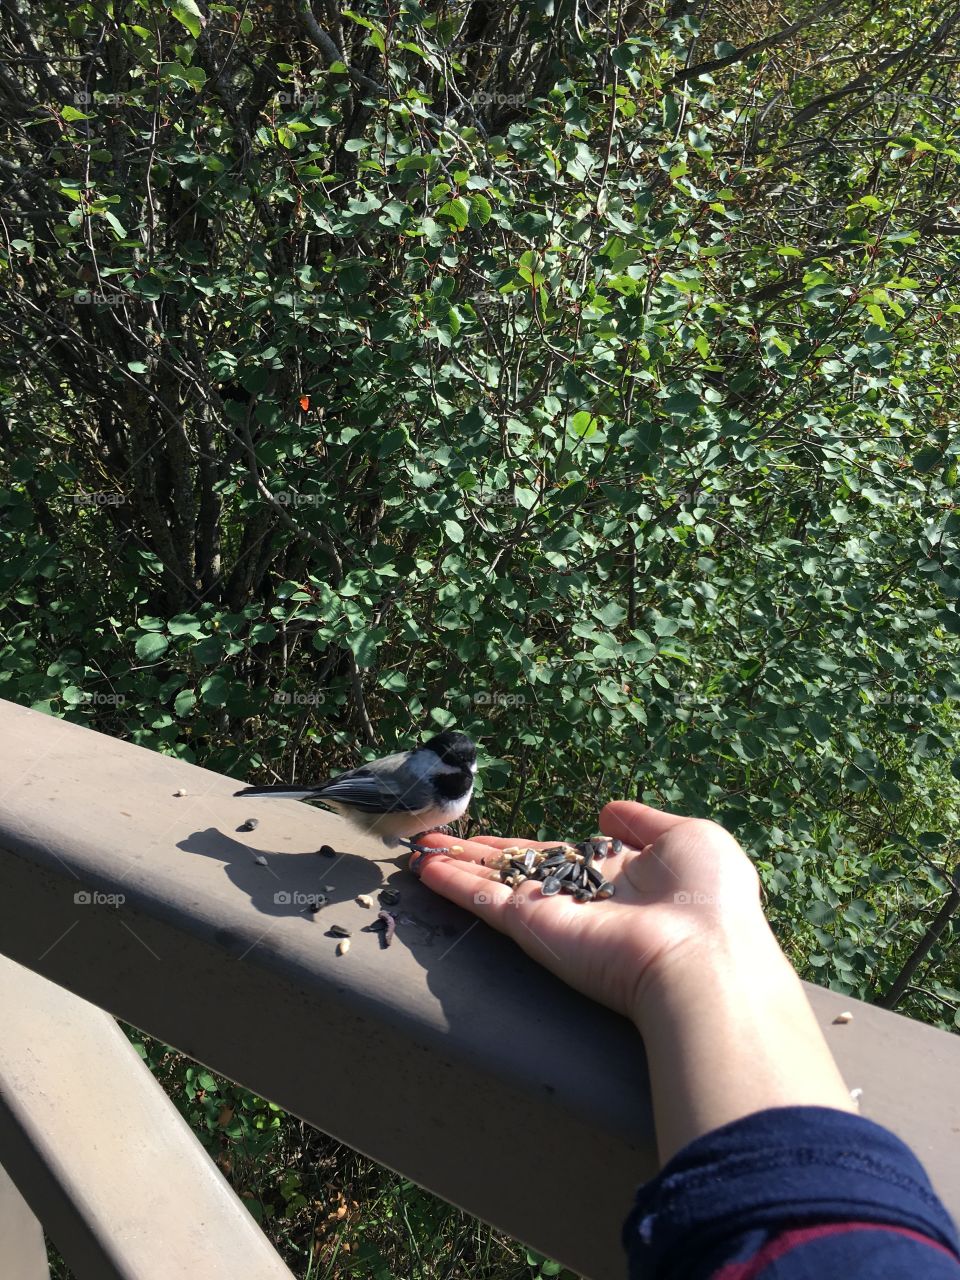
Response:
[401,833,452,876]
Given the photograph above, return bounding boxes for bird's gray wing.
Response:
[314,763,422,813]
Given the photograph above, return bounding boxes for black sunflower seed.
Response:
[611,839,624,854]
[596,882,616,898]
[238,817,259,832]
[541,876,561,896]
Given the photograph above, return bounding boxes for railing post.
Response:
[0,1161,49,1280]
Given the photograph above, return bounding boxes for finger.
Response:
[417,853,525,915]
[444,834,568,866]
[408,831,502,865]
[466,835,573,851]
[599,800,688,848]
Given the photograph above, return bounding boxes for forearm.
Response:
[632,911,856,1165]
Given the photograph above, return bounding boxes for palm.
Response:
[417,801,763,1023]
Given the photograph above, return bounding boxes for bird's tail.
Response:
[234,785,318,800]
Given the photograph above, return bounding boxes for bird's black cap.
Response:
[422,730,477,767]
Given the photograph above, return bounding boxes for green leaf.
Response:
[807,712,832,743]
[102,209,127,237]
[174,688,196,716]
[169,0,203,38]
[200,674,229,707]
[443,519,464,544]
[135,632,169,660]
[168,614,206,637]
[596,601,627,628]
[469,193,492,225]
[436,198,469,230]
[804,901,836,926]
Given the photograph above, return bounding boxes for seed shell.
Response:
[337,938,351,956]
[377,911,397,947]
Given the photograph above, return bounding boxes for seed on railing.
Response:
[174,788,188,797]
[356,894,373,909]
[238,817,259,832]
[328,924,351,937]
[253,855,268,867]
[308,896,328,913]
[377,911,397,947]
[379,888,401,906]
[337,938,351,956]
[833,1011,854,1024]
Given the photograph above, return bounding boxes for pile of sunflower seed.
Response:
[487,838,622,902]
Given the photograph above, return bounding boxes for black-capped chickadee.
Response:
[234,730,477,868]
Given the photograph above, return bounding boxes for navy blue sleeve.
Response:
[623,1106,960,1278]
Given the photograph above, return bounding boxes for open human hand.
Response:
[415,800,765,1025]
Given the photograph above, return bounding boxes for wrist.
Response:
[630,909,856,1163]
[630,903,778,1032]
